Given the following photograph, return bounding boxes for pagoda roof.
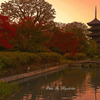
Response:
[88,25,100,31]
[87,18,100,26]
[91,34,100,37]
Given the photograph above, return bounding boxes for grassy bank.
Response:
[0,52,65,78]
[0,52,88,78]
[0,81,20,100]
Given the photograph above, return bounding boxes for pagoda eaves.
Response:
[87,6,100,50]
[87,18,100,26]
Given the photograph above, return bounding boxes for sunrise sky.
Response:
[0,0,100,25]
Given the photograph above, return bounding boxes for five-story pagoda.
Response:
[87,7,100,49]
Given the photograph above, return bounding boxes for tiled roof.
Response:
[87,18,100,26]
[88,26,100,31]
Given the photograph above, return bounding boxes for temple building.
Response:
[87,7,100,49]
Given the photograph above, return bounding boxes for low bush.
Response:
[0,52,41,69]
[59,59,68,64]
[64,53,87,61]
[0,81,19,100]
[0,52,63,69]
[38,52,62,63]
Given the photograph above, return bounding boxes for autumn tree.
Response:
[14,16,49,52]
[43,21,61,34]
[45,30,82,54]
[0,0,55,23]
[63,22,90,52]
[64,22,89,36]
[55,22,66,29]
[0,15,17,49]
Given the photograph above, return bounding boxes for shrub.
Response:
[0,59,4,70]
[75,53,87,60]
[0,52,41,69]
[59,59,67,64]
[64,53,87,60]
[0,81,19,100]
[0,52,63,69]
[38,52,62,63]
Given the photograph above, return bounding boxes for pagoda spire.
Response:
[95,6,97,19]
[87,6,100,26]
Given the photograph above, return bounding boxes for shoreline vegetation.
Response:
[0,51,88,100]
[0,51,88,78]
[0,0,99,81]
[0,52,99,100]
[0,51,92,100]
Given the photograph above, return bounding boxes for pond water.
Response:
[12,68,100,100]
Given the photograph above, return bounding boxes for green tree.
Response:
[0,0,55,23]
[87,40,97,57]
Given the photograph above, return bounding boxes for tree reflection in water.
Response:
[12,68,100,100]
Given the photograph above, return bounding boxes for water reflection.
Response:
[12,68,100,100]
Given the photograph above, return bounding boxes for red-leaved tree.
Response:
[15,16,49,52]
[45,30,83,54]
[0,15,17,49]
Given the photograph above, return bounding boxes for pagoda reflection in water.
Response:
[87,6,100,49]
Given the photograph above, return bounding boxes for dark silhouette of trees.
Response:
[0,0,55,23]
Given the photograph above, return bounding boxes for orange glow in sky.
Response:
[45,0,100,25]
[0,0,100,25]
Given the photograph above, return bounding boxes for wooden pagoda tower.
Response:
[87,7,100,49]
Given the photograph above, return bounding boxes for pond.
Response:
[12,68,100,100]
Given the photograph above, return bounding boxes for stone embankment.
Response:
[0,64,69,82]
[70,59,100,68]
[0,59,100,83]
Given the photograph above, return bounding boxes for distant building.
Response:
[87,6,100,49]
